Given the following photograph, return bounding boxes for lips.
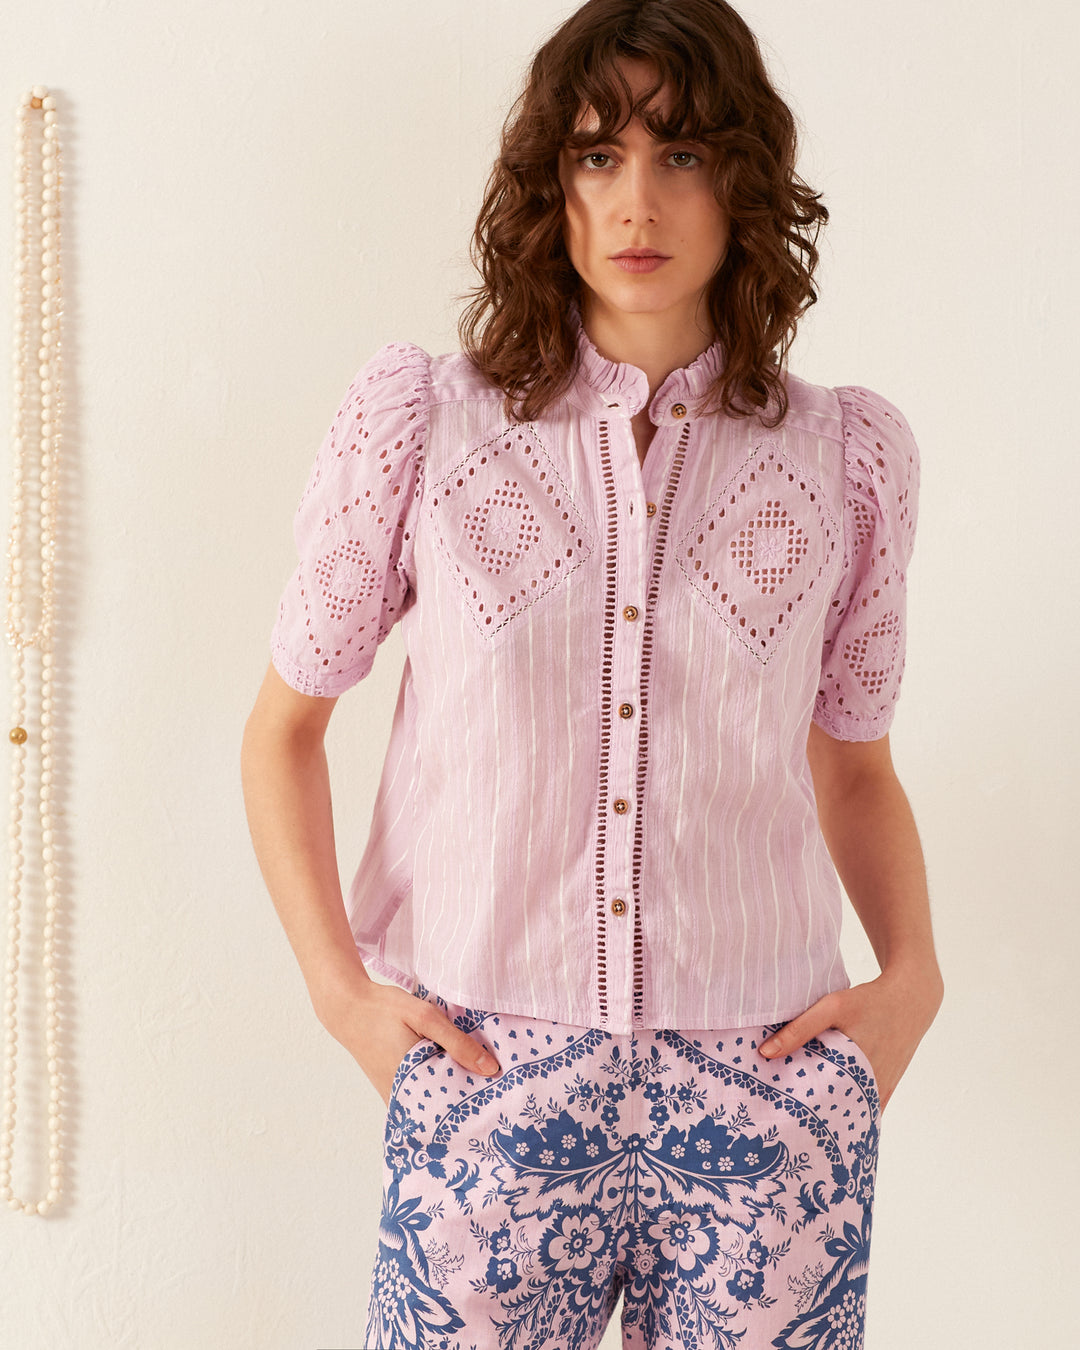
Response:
[611,250,671,275]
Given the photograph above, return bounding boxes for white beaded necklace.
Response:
[2,86,63,1216]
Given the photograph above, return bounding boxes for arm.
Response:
[759,724,943,1110]
[240,662,500,1101]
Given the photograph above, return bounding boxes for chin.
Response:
[602,294,694,321]
[590,281,675,310]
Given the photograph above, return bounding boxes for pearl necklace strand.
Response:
[2,86,63,1217]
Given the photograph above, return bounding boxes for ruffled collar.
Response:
[567,303,725,424]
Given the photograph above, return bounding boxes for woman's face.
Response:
[557,61,730,332]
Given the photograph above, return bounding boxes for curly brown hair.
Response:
[457,0,828,427]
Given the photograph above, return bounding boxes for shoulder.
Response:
[776,374,919,563]
[833,384,917,458]
[781,373,919,485]
[779,370,911,436]
[347,341,504,414]
[831,385,920,522]
[343,340,432,414]
[428,349,505,408]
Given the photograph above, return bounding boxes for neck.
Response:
[579,294,716,405]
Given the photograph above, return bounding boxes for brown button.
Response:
[612,798,629,815]
[622,605,639,622]
[646,502,657,518]
[671,403,688,419]
[610,898,627,917]
[618,702,634,719]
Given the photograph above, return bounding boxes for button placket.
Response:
[605,417,650,945]
[590,403,693,1024]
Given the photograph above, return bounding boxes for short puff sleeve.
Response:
[270,342,430,697]
[813,385,920,741]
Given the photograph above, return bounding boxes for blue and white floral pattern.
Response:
[365,993,879,1350]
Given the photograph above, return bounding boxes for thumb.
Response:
[759,995,839,1060]
[408,1001,501,1078]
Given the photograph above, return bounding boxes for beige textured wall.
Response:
[1,1,1076,1346]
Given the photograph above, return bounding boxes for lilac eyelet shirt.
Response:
[271,318,919,1034]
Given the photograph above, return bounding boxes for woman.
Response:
[242,1,943,1345]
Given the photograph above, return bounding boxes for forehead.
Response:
[572,100,674,136]
[567,59,684,140]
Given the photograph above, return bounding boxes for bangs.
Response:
[556,41,732,151]
[462,0,828,428]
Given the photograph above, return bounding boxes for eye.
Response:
[668,150,702,169]
[579,152,615,171]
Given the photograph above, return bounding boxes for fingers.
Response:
[759,994,838,1060]
[411,1002,500,1078]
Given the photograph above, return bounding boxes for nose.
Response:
[618,154,659,225]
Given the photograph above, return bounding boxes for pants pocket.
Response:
[387,1036,437,1104]
[821,1027,880,1111]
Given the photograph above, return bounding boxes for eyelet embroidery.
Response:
[312,539,381,620]
[587,422,692,1029]
[293,347,428,682]
[630,423,691,1025]
[678,439,840,664]
[592,422,619,1027]
[730,502,810,593]
[843,611,902,698]
[817,385,919,726]
[430,426,594,639]
[462,482,543,575]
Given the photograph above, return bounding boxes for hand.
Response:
[758,967,943,1112]
[310,971,501,1105]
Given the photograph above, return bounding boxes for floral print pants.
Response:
[365,988,879,1350]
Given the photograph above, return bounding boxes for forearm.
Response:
[240,671,371,1015]
[816,760,943,1011]
[241,664,500,1094]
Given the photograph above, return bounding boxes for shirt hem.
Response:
[359,957,853,1035]
[359,951,417,993]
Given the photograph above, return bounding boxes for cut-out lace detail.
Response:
[843,611,902,698]
[678,439,839,664]
[815,386,920,736]
[631,423,691,1025]
[272,342,428,695]
[850,497,875,550]
[731,502,810,593]
[430,426,594,639]
[462,483,543,575]
[312,539,381,621]
[592,423,618,1027]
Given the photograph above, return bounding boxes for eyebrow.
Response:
[569,132,706,148]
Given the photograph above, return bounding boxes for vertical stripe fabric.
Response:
[270,320,919,1034]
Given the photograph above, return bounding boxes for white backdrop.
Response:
[2,2,1077,1346]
